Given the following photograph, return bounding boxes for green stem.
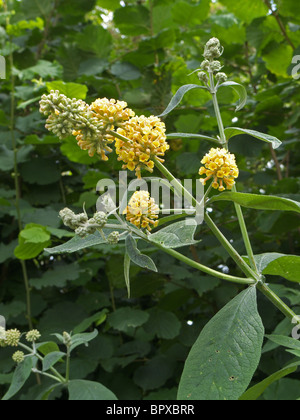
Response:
[65,348,71,383]
[257,282,300,323]
[209,71,227,145]
[204,213,259,281]
[153,156,257,280]
[209,70,258,273]
[19,343,66,383]
[154,242,255,285]
[4,0,33,330]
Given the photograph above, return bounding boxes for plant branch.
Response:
[263,0,295,50]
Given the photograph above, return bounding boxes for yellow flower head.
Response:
[90,98,135,128]
[124,191,159,231]
[74,98,135,161]
[199,148,239,192]
[115,115,169,178]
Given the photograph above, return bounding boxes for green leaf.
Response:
[29,262,80,290]
[124,251,131,298]
[239,365,298,400]
[45,228,124,255]
[265,335,300,352]
[110,62,141,81]
[133,356,175,391]
[20,157,61,185]
[114,5,150,36]
[125,235,157,272]
[149,220,199,249]
[37,342,60,356]
[108,307,150,333]
[68,380,117,401]
[46,81,88,100]
[143,308,181,340]
[22,60,63,79]
[219,0,268,23]
[76,25,112,57]
[224,127,282,149]
[167,132,220,145]
[210,192,300,213]
[20,227,50,244]
[263,44,293,78]
[158,84,207,117]
[73,310,108,334]
[42,352,65,372]
[2,358,33,401]
[177,287,264,401]
[21,0,54,18]
[70,330,99,352]
[14,224,51,260]
[218,81,247,111]
[171,0,210,26]
[245,253,300,283]
[96,0,121,10]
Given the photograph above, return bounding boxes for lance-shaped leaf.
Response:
[68,380,117,401]
[217,81,247,111]
[244,253,300,283]
[177,287,264,401]
[166,132,220,145]
[224,127,282,149]
[158,84,207,117]
[239,364,298,401]
[149,220,199,249]
[210,192,300,214]
[124,251,131,298]
[45,228,124,255]
[125,234,157,272]
[2,358,33,401]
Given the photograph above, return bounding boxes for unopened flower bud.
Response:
[216,72,228,83]
[200,60,210,71]
[12,351,25,364]
[93,211,108,228]
[210,60,222,72]
[26,330,41,343]
[198,72,209,83]
[107,231,120,245]
[5,329,21,347]
[63,332,72,347]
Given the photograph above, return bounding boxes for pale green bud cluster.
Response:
[63,332,72,347]
[26,329,41,343]
[59,207,111,239]
[39,91,114,160]
[107,231,120,245]
[203,37,223,60]
[1,329,21,347]
[40,90,93,139]
[198,38,227,86]
[12,351,25,364]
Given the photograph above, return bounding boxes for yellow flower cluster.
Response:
[115,115,169,178]
[90,98,135,127]
[199,148,239,192]
[74,98,135,161]
[124,191,159,231]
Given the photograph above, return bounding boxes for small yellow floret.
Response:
[124,191,159,231]
[199,148,239,192]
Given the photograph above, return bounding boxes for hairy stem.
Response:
[4,0,33,330]
[209,71,258,273]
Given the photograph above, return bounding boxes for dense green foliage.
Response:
[0,0,300,400]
